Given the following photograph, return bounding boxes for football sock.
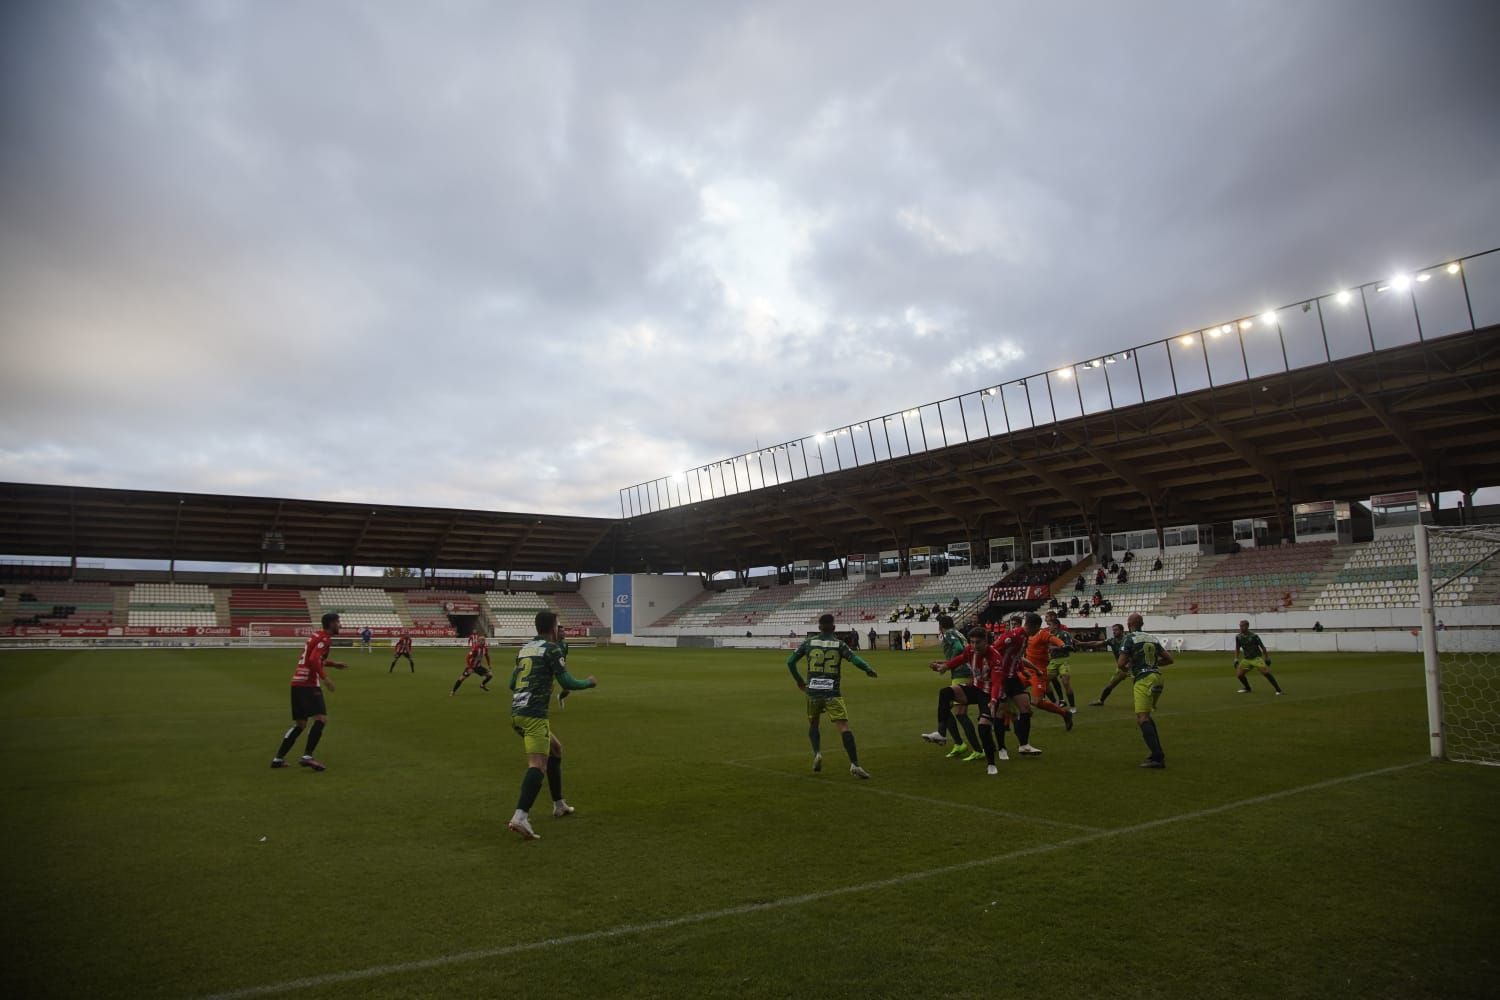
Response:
[451,677,465,694]
[937,687,955,732]
[546,756,563,801]
[1265,673,1282,693]
[1066,689,1076,708]
[409,659,415,672]
[1016,712,1033,746]
[304,719,325,755]
[516,766,544,813]
[809,725,822,753]
[978,725,997,765]
[1048,677,1064,702]
[841,730,859,766]
[389,660,396,672]
[1139,718,1163,759]
[276,725,301,759]
[955,713,980,749]
[1039,699,1069,718]
[1239,675,1252,691]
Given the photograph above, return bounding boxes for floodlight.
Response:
[1334,289,1351,305]
[1239,320,1253,331]
[1447,263,1461,275]
[1260,311,1276,326]
[1056,368,1073,379]
[1178,335,1195,347]
[1390,274,1411,292]
[1220,324,1234,335]
[814,433,825,443]
[1416,273,1431,282]
[903,409,919,418]
[1209,328,1222,339]
[985,387,998,395]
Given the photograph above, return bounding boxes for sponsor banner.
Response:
[612,574,633,634]
[0,625,458,639]
[440,600,481,614]
[986,585,1050,602]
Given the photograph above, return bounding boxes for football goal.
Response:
[1416,523,1500,766]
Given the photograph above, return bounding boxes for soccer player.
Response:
[933,626,1009,774]
[1081,623,1129,705]
[1044,611,1078,712]
[1021,613,1074,734]
[506,610,598,840]
[787,613,878,779]
[1233,620,1283,694]
[271,612,349,771]
[389,630,415,673]
[451,628,494,695]
[360,625,373,653]
[920,614,977,752]
[1118,613,1173,768]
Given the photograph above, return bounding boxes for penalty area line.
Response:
[201,758,1427,1000]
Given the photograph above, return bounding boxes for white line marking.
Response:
[201,758,1427,1000]
[723,758,1104,832]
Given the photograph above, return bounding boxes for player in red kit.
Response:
[389,631,415,673]
[934,626,1010,774]
[450,628,494,695]
[271,612,349,771]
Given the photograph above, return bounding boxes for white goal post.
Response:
[1416,523,1500,765]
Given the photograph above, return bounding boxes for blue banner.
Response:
[611,574,633,634]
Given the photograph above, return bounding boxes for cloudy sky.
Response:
[2,0,1497,518]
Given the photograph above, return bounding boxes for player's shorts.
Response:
[807,695,849,722]
[462,663,491,678]
[290,686,326,719]
[1024,669,1049,700]
[1052,660,1071,678]
[1000,675,1028,700]
[955,684,994,717]
[1132,672,1164,714]
[1239,656,1267,671]
[511,714,552,754]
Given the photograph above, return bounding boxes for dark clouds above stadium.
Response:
[2,0,1497,518]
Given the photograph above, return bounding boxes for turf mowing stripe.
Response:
[723,758,1106,832]
[200,758,1427,1000]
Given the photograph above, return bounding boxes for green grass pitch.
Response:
[2,643,1497,999]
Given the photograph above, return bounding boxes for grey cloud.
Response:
[2,0,1497,521]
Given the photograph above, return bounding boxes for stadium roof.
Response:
[3,324,1498,576]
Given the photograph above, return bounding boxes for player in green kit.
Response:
[920,614,981,757]
[505,611,597,841]
[787,613,878,779]
[1044,611,1078,712]
[1232,620,1283,694]
[1082,623,1128,705]
[1118,613,1173,768]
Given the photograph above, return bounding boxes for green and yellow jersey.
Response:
[1234,631,1267,659]
[1119,631,1167,679]
[509,635,594,719]
[787,632,875,698]
[941,628,969,677]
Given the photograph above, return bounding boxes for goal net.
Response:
[1416,524,1500,765]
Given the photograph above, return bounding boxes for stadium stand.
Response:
[403,590,467,632]
[126,582,218,627]
[228,588,311,630]
[483,591,601,636]
[6,581,115,628]
[653,587,759,629]
[1061,553,1200,618]
[1158,543,1343,616]
[313,587,401,629]
[1311,535,1486,611]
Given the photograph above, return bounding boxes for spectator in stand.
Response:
[948,597,960,612]
[1000,562,1009,575]
[1313,622,1324,633]
[1095,567,1106,586]
[1152,557,1163,571]
[1092,590,1103,607]
[1123,550,1134,563]
[1117,567,1129,585]
[1100,599,1113,614]
[1075,575,1085,593]
[868,627,878,648]
[1070,596,1081,610]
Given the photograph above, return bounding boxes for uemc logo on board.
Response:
[615,593,631,606]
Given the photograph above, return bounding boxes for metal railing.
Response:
[620,247,1499,517]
